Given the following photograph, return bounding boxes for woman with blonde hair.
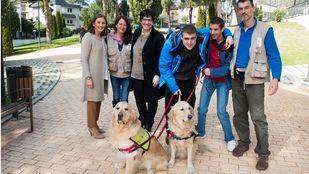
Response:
[81,14,108,139]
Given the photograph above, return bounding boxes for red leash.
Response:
[151,74,201,139]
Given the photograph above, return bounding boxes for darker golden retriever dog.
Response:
[111,101,168,174]
[167,101,197,173]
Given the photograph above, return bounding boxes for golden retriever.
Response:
[111,101,168,174]
[167,101,197,173]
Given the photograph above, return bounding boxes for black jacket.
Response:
[131,27,165,100]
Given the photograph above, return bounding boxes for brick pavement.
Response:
[1,46,309,174]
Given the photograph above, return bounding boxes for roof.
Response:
[54,0,80,8]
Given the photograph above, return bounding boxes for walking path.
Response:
[1,44,309,174]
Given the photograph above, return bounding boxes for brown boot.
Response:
[232,144,249,157]
[88,128,105,139]
[256,156,269,171]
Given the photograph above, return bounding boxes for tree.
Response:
[2,27,14,56]
[196,6,207,27]
[56,11,64,38]
[128,0,152,25]
[51,15,58,39]
[180,0,200,24]
[254,6,263,21]
[102,0,108,16]
[150,0,163,24]
[2,0,20,37]
[119,0,130,17]
[208,2,216,22]
[81,2,102,30]
[161,0,174,27]
[43,0,52,44]
[21,18,35,38]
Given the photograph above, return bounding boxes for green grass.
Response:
[13,34,80,55]
[271,21,309,65]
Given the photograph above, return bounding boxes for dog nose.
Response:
[118,112,123,121]
[188,115,193,120]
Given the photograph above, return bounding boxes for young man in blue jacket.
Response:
[196,17,236,152]
[159,25,233,113]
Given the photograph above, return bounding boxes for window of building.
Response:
[67,8,72,13]
[67,20,73,24]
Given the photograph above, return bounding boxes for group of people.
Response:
[81,0,282,171]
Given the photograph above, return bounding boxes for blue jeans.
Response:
[196,77,235,142]
[110,76,130,105]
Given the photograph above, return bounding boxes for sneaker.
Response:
[226,140,237,152]
[256,156,269,171]
[196,134,206,139]
[232,144,249,157]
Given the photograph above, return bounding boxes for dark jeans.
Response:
[165,76,196,112]
[110,76,130,107]
[232,77,270,157]
[132,78,158,131]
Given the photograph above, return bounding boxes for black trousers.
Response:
[165,76,196,112]
[132,78,158,132]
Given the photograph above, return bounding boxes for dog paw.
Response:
[115,162,125,169]
[168,161,175,168]
[187,165,195,173]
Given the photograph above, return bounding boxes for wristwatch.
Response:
[85,76,92,80]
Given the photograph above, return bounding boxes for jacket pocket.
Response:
[251,58,267,78]
[123,58,131,73]
[108,61,118,72]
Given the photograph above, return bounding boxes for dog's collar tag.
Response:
[130,128,150,151]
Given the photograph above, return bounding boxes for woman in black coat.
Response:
[131,9,165,131]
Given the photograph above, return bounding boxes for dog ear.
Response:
[130,109,138,124]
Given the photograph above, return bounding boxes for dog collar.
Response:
[118,143,139,153]
[167,129,198,140]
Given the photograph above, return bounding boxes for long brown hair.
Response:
[89,14,108,36]
[113,15,132,45]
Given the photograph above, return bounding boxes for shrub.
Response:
[272,8,287,22]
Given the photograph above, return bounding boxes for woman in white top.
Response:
[107,16,132,107]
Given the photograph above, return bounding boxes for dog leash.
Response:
[152,73,201,139]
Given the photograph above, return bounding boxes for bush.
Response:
[254,6,263,21]
[2,27,13,56]
[272,8,287,22]
[63,27,73,37]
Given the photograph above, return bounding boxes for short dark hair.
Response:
[113,15,132,44]
[237,0,254,7]
[89,14,108,36]
[182,24,196,35]
[209,17,225,29]
[139,9,155,21]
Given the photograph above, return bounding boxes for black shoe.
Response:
[256,156,269,171]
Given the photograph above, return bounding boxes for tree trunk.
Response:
[232,0,241,24]
[216,1,223,18]
[189,6,193,24]
[115,1,119,17]
[167,9,171,27]
[102,0,108,17]
[43,0,52,44]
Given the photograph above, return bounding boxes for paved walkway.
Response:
[1,45,309,174]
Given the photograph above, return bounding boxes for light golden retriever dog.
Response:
[111,101,168,174]
[167,101,197,173]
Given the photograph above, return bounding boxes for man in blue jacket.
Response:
[159,24,233,112]
[196,17,236,152]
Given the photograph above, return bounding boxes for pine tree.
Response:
[51,15,58,39]
[196,6,207,28]
[56,11,63,38]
